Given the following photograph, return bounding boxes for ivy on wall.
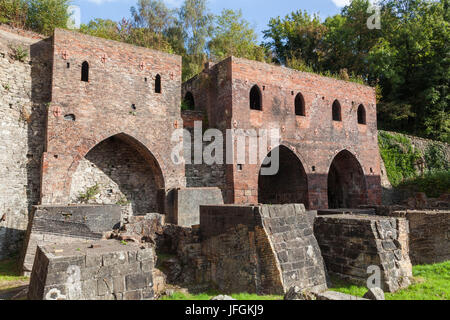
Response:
[379,131,450,197]
[378,131,422,187]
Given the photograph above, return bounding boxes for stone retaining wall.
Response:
[28,240,155,300]
[314,214,412,292]
[21,205,123,275]
[199,204,328,295]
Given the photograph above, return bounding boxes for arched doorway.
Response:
[258,146,309,208]
[327,150,368,209]
[69,134,165,215]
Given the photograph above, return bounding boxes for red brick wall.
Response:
[41,29,185,206]
[184,57,382,209]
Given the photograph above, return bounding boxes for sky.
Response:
[71,0,352,39]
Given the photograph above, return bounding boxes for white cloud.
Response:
[331,0,352,7]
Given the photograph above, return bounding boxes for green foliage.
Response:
[26,0,70,35]
[0,0,28,28]
[9,44,28,62]
[397,170,450,198]
[330,261,450,300]
[424,143,449,171]
[378,131,422,186]
[78,184,100,203]
[208,9,268,63]
[116,197,130,206]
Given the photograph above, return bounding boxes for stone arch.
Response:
[250,85,262,111]
[327,150,368,209]
[258,145,309,208]
[69,133,165,215]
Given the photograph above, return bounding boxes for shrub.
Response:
[424,143,449,171]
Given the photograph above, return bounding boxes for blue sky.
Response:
[71,0,351,39]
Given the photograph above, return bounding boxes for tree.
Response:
[179,0,213,78]
[370,0,449,141]
[208,9,267,62]
[26,0,70,35]
[263,10,326,69]
[0,0,28,28]
[80,19,121,41]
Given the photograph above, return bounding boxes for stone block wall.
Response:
[28,240,155,300]
[21,205,123,275]
[388,210,450,265]
[199,204,328,295]
[168,188,224,227]
[314,214,412,292]
[0,28,51,259]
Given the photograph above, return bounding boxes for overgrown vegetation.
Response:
[78,184,101,203]
[379,131,422,187]
[330,261,450,300]
[379,131,450,196]
[9,44,29,62]
[0,0,70,35]
[397,170,450,198]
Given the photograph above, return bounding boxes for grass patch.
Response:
[0,259,29,291]
[330,261,450,300]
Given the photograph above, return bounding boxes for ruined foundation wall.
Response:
[0,29,51,259]
[199,204,328,295]
[389,210,450,265]
[28,240,155,300]
[314,215,412,292]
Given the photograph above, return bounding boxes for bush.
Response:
[397,170,450,198]
[424,143,449,171]
[0,0,28,28]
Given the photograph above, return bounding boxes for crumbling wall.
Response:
[199,204,328,295]
[21,205,123,275]
[28,240,155,300]
[0,29,51,259]
[388,210,450,265]
[314,214,412,292]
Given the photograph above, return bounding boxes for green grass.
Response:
[330,261,450,300]
[160,291,283,301]
[0,259,29,291]
[397,170,450,198]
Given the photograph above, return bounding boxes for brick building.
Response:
[0,27,382,260]
[183,57,382,209]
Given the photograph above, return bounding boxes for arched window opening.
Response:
[183,92,195,110]
[155,74,161,94]
[295,93,306,116]
[357,104,366,125]
[250,85,262,111]
[332,100,342,121]
[81,61,89,82]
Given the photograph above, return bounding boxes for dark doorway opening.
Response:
[258,146,309,208]
[327,150,368,209]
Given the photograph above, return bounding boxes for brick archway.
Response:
[258,145,309,208]
[327,150,368,209]
[68,133,165,215]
